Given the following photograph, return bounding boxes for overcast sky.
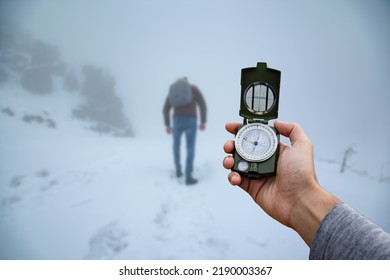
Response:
[3,0,390,176]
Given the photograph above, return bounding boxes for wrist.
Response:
[289,181,341,246]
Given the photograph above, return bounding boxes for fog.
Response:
[6,0,388,174]
[1,0,390,259]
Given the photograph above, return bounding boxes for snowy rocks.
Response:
[21,66,54,95]
[0,24,134,137]
[22,113,56,128]
[72,65,133,137]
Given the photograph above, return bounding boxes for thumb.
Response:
[274,121,311,147]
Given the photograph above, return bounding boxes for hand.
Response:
[199,123,206,131]
[166,126,172,134]
[223,120,340,246]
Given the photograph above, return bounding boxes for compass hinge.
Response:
[247,119,269,125]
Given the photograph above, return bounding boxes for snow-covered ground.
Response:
[1,84,389,260]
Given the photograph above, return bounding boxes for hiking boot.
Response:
[176,169,183,178]
[185,177,198,185]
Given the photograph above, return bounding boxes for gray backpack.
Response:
[168,79,193,107]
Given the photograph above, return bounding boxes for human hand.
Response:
[166,127,172,134]
[223,120,340,245]
[199,123,206,131]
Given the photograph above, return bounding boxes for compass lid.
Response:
[239,62,281,121]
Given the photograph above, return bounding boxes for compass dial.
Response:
[235,123,278,162]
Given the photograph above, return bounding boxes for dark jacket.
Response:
[163,85,207,127]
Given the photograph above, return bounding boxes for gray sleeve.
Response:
[309,203,390,259]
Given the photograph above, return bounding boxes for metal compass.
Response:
[232,62,281,178]
[235,123,278,163]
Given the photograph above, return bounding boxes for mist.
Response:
[1,0,390,259]
[7,0,388,173]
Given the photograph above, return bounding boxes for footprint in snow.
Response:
[84,221,129,259]
[9,175,24,188]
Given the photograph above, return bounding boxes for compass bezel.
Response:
[235,123,278,162]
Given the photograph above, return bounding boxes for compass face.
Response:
[235,123,278,162]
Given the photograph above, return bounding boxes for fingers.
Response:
[225,122,240,135]
[222,155,241,186]
[223,140,235,153]
[274,120,311,147]
[223,143,241,186]
[223,155,234,168]
[223,129,238,185]
[228,171,242,186]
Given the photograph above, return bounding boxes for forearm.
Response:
[289,181,341,246]
[310,203,390,259]
[163,98,171,127]
[193,86,207,123]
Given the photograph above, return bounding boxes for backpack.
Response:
[168,79,193,107]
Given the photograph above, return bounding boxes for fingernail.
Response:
[231,175,238,185]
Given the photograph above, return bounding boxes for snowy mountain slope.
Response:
[1,83,389,260]
[2,0,389,261]
[0,119,306,259]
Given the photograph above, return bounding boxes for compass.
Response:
[232,62,281,178]
[235,123,278,162]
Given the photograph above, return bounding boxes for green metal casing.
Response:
[233,62,281,178]
[240,62,281,121]
[233,124,280,178]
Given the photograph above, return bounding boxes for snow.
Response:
[1,85,389,260]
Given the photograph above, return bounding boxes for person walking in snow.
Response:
[163,77,207,185]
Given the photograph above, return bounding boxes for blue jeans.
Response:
[172,116,197,178]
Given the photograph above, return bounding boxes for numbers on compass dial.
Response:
[235,123,278,162]
[242,130,270,155]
